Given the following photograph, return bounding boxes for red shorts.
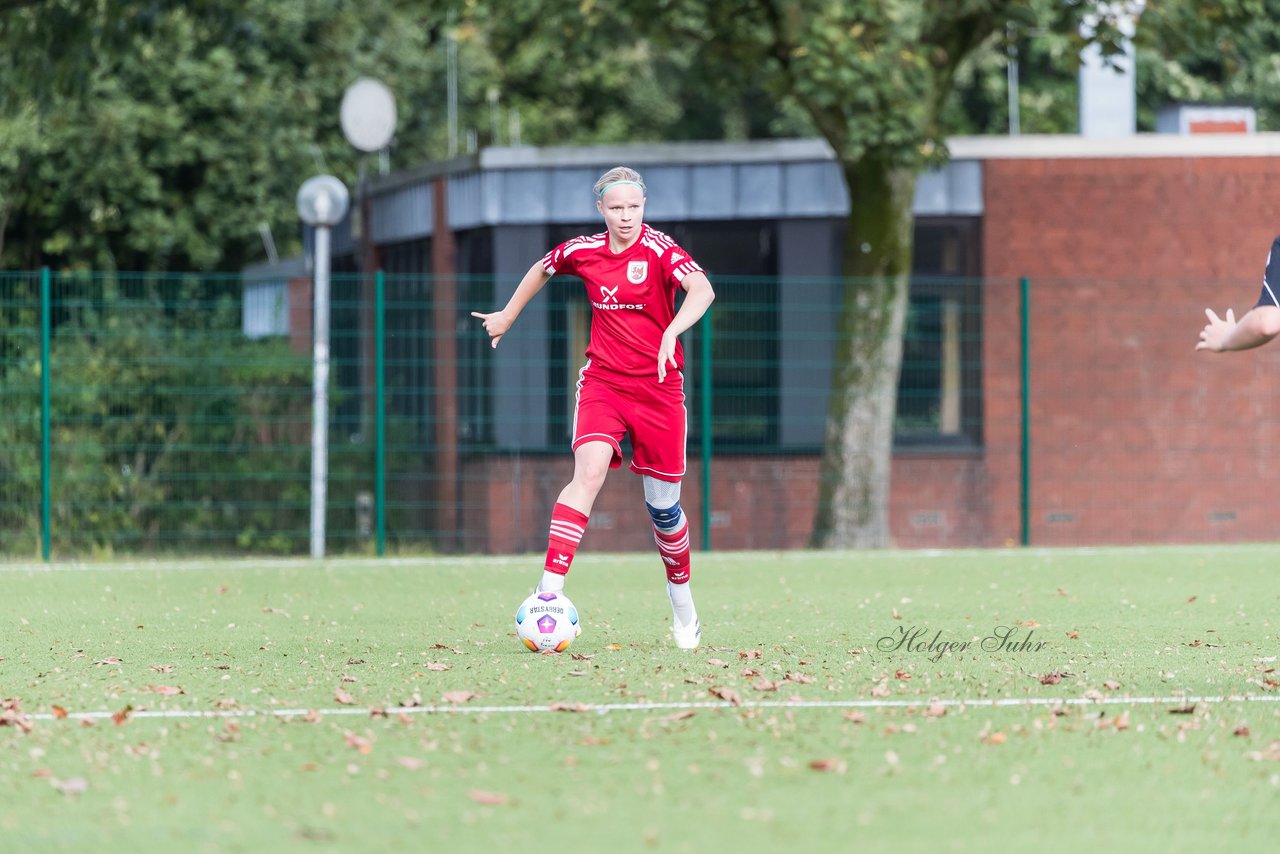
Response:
[571,362,686,482]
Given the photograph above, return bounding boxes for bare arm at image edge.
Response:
[1197,235,1280,353]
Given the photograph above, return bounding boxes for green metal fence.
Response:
[3,268,1266,558]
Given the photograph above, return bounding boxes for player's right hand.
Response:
[1196,307,1235,352]
[471,310,512,349]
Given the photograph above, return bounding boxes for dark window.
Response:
[895,218,983,449]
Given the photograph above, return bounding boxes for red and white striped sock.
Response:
[653,513,691,585]
[541,503,589,592]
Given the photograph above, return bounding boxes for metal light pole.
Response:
[297,175,350,559]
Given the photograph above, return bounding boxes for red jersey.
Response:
[542,224,704,377]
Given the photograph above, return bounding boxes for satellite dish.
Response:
[340,78,397,153]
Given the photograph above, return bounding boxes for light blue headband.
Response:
[596,180,645,198]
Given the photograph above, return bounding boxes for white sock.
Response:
[668,581,697,628]
[538,571,566,593]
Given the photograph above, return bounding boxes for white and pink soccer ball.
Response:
[515,590,580,653]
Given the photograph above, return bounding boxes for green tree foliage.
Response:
[0,0,449,271]
[945,0,1280,135]
[0,0,813,272]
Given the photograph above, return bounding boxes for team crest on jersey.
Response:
[627,261,648,284]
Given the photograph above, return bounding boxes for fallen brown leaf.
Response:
[738,650,762,660]
[1065,630,1080,640]
[442,690,478,704]
[1234,726,1251,738]
[343,731,373,754]
[431,644,464,655]
[51,705,68,720]
[708,686,741,706]
[0,700,33,733]
[397,756,425,770]
[549,702,590,712]
[422,663,451,672]
[660,710,696,722]
[842,710,867,724]
[785,672,816,684]
[1245,742,1280,761]
[751,679,779,692]
[808,758,844,772]
[334,688,356,705]
[112,705,133,726]
[1039,673,1064,686]
[146,685,184,697]
[468,789,510,805]
[924,701,947,718]
[94,657,123,666]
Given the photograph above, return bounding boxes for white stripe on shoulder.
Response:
[562,236,607,258]
[646,227,677,247]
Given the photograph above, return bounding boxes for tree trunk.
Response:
[811,154,918,548]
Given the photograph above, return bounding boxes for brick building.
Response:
[248,133,1280,551]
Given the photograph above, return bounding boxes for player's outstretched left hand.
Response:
[471,309,512,349]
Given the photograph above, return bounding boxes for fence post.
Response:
[40,267,52,562]
[699,313,713,551]
[1019,276,1031,547]
[375,269,386,557]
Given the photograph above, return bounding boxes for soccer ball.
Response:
[515,590,579,653]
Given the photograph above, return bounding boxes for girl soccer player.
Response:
[472,166,714,649]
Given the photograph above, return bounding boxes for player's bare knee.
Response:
[574,463,609,494]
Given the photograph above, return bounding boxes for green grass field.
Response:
[2,545,1279,853]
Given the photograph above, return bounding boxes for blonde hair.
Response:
[593,166,646,198]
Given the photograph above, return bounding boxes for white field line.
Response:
[23,693,1280,723]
